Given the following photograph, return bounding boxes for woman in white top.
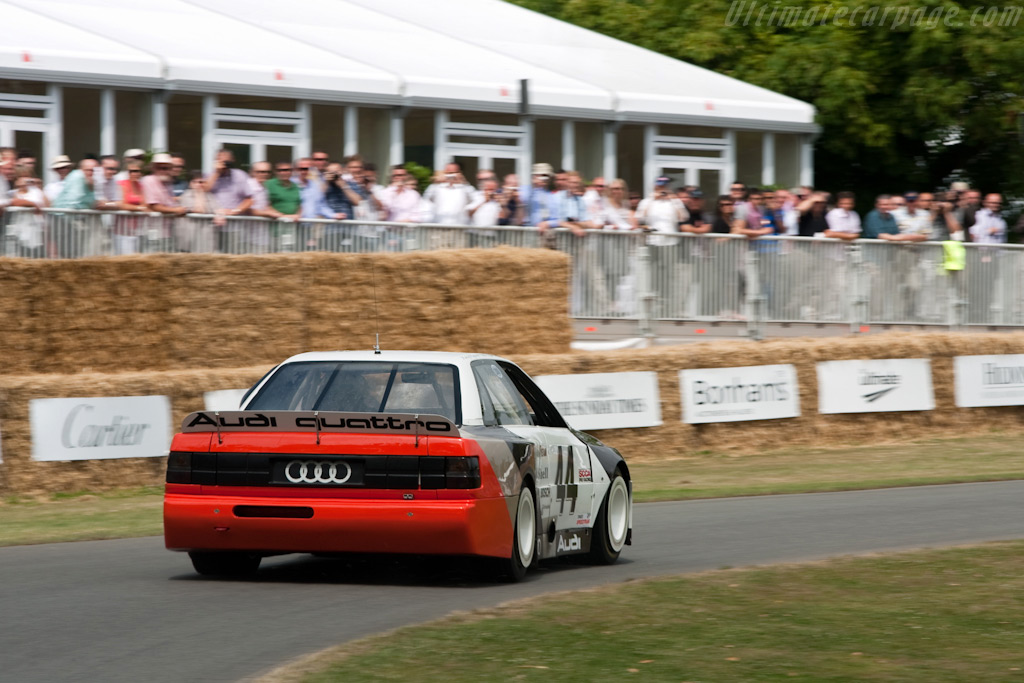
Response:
[7,174,48,257]
[601,179,639,230]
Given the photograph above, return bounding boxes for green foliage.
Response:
[507,0,1024,199]
[403,161,434,194]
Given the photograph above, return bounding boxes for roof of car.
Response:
[280,350,509,367]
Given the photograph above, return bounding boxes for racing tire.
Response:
[188,551,262,577]
[588,470,629,565]
[491,485,537,582]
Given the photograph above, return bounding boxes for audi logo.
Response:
[285,460,353,485]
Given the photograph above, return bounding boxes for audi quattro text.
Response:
[164,350,632,581]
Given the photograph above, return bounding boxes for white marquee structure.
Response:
[0,0,817,193]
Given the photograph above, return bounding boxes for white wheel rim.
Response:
[516,489,536,566]
[607,478,629,552]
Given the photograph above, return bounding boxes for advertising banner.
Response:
[954,354,1024,407]
[203,389,249,412]
[30,396,172,462]
[534,372,661,430]
[817,359,934,414]
[679,364,800,424]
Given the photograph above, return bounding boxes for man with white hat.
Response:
[45,155,74,203]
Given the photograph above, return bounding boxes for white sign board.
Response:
[204,389,249,412]
[679,364,800,424]
[954,354,1024,407]
[534,372,661,430]
[817,359,934,414]
[30,396,172,462]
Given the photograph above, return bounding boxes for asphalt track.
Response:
[2,480,1023,683]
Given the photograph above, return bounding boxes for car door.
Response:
[471,360,596,557]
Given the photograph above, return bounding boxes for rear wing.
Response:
[181,411,457,436]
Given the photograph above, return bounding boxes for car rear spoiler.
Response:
[181,411,457,437]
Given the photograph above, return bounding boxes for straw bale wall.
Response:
[514,332,1024,460]
[0,367,268,497]
[3,332,1024,496]
[0,249,574,375]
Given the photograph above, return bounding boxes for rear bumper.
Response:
[164,492,513,558]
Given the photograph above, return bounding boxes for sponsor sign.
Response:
[534,372,661,430]
[30,396,172,462]
[816,359,934,414]
[203,389,248,412]
[954,354,1024,407]
[680,364,800,424]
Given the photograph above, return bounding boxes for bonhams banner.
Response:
[954,354,1024,407]
[679,364,800,423]
[534,372,661,430]
[817,359,934,414]
[30,396,172,461]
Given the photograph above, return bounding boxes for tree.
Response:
[509,0,1024,204]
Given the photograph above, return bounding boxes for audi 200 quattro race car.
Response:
[164,351,632,580]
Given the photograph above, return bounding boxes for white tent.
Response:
[1,0,815,130]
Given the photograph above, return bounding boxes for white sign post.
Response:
[534,372,662,430]
[204,389,249,412]
[816,359,934,414]
[679,364,800,424]
[954,354,1024,407]
[30,396,172,462]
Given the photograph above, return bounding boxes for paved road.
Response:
[2,481,1023,683]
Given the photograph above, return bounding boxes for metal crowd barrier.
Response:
[3,207,1023,335]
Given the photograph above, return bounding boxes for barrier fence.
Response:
[3,207,1022,336]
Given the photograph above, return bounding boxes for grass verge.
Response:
[628,434,1024,502]
[0,487,163,547]
[2,434,1023,546]
[262,541,1024,683]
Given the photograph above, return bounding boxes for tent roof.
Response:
[1,0,817,132]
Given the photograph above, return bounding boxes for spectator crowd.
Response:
[0,145,1014,257]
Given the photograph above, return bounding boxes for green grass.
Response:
[0,487,163,547]
[281,542,1024,683]
[628,434,1024,502]
[2,434,1024,546]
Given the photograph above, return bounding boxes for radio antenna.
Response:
[371,260,381,354]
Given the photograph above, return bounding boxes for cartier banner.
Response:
[817,359,934,414]
[30,396,172,461]
[534,372,661,430]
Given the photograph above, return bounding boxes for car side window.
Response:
[497,361,568,429]
[472,361,533,426]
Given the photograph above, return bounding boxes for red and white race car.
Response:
[164,350,632,581]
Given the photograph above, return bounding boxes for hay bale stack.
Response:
[164,254,310,368]
[0,249,574,375]
[0,259,41,371]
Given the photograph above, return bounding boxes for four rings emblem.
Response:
[285,460,353,485]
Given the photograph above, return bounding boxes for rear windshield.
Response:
[246,361,460,423]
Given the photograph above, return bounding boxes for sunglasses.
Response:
[297,167,310,171]
[277,167,292,172]
[313,157,329,161]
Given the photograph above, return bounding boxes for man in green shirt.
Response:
[264,161,301,218]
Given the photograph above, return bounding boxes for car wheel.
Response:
[188,551,262,577]
[492,485,536,582]
[589,470,629,565]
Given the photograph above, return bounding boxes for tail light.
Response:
[445,456,481,489]
[166,451,192,484]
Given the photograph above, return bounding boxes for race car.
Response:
[164,350,632,581]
